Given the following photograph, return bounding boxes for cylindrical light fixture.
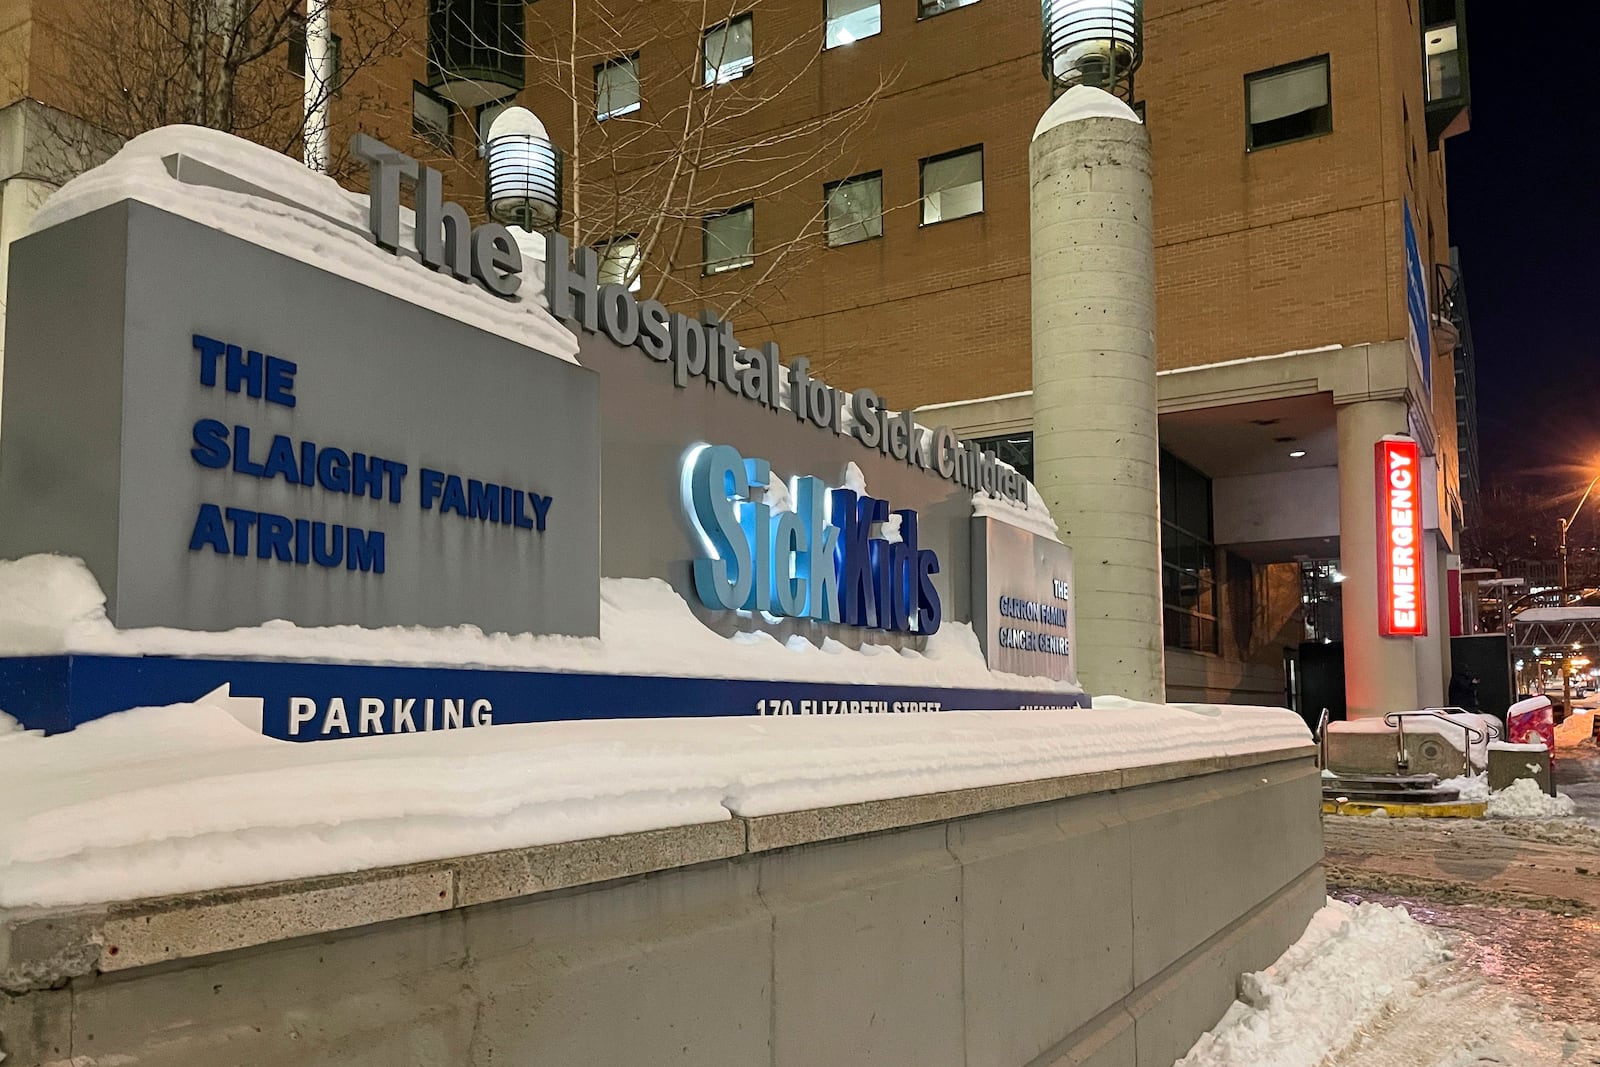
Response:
[484,106,564,234]
[1041,0,1143,101]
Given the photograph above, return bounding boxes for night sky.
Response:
[1445,3,1598,495]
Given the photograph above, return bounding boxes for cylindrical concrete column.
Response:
[1415,530,1448,708]
[1335,398,1419,718]
[1030,87,1162,702]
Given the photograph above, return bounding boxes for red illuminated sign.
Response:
[1376,437,1426,637]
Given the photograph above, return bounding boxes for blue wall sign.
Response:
[683,443,943,634]
[1402,197,1432,395]
[0,655,1090,742]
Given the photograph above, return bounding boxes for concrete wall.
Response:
[1,747,1322,1067]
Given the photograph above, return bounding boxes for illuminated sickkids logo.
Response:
[682,444,942,634]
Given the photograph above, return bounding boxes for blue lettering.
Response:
[193,335,226,387]
[686,445,754,611]
[384,461,408,503]
[224,345,263,398]
[317,447,351,493]
[190,419,229,469]
[440,475,468,516]
[223,507,256,556]
[294,518,311,564]
[420,468,444,510]
[468,479,501,522]
[257,513,294,561]
[264,356,297,408]
[345,528,386,573]
[350,453,387,500]
[312,522,343,567]
[231,426,266,477]
[530,493,552,532]
[261,434,300,484]
[188,503,230,552]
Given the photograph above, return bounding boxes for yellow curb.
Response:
[1321,799,1488,819]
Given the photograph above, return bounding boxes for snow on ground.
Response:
[1437,772,1490,802]
[0,696,1308,908]
[1177,898,1600,1066]
[1177,899,1445,1066]
[0,554,1082,693]
[1486,778,1578,819]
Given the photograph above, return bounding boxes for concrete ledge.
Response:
[0,745,1315,992]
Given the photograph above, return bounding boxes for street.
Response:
[1320,742,1600,1063]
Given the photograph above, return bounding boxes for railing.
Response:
[1315,707,1331,769]
[1383,710,1495,777]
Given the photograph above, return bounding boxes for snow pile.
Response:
[1486,778,1577,819]
[972,478,1061,542]
[1555,710,1595,747]
[0,696,1308,907]
[1033,85,1142,139]
[27,125,579,362]
[1438,772,1490,803]
[0,554,1082,692]
[1177,899,1447,1066]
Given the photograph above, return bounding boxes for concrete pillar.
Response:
[1029,87,1162,702]
[1335,398,1418,717]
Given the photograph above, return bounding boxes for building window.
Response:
[919,0,978,16]
[703,204,754,274]
[825,0,880,48]
[412,82,454,152]
[1245,56,1331,151]
[595,53,640,122]
[1160,449,1219,653]
[288,15,342,87]
[475,99,511,153]
[970,432,1033,483]
[920,145,983,225]
[703,13,754,85]
[824,172,883,247]
[1425,23,1461,102]
[596,234,642,292]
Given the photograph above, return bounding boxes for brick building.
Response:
[0,0,1475,713]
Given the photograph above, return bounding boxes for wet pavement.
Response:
[1328,748,1600,1059]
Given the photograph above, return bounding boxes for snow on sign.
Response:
[1376,436,1427,637]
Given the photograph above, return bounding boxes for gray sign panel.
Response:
[969,518,1076,682]
[0,201,600,636]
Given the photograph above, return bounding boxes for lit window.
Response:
[1425,23,1461,102]
[918,0,978,17]
[597,235,642,292]
[703,14,754,85]
[1245,56,1331,151]
[825,0,880,48]
[595,53,640,121]
[1160,449,1219,654]
[824,172,883,246]
[920,146,983,225]
[412,83,453,153]
[703,204,754,274]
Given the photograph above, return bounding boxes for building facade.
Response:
[0,0,1474,715]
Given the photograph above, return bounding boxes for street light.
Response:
[1041,0,1143,101]
[1558,471,1600,597]
[484,106,564,234]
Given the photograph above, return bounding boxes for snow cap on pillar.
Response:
[1032,85,1142,141]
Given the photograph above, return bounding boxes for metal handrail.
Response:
[1314,707,1332,769]
[1384,710,1489,777]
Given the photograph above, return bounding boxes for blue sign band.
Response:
[0,655,1091,742]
